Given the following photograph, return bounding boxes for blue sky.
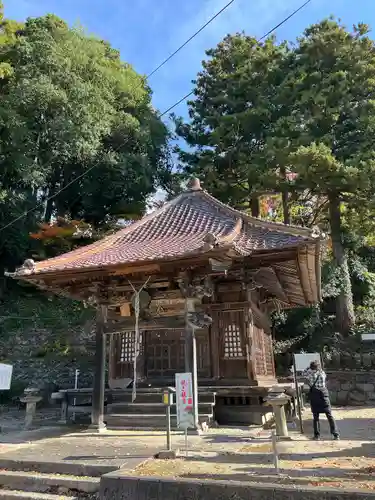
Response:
[4,0,375,125]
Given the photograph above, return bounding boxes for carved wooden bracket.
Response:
[178,275,213,300]
[187,312,212,329]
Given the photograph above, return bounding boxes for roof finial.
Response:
[187,177,202,191]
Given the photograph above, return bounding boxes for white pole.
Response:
[72,369,80,422]
[272,431,279,474]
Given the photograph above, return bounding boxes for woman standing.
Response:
[304,360,339,440]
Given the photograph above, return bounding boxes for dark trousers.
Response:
[313,410,339,437]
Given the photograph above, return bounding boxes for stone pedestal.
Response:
[20,388,42,430]
[264,386,291,440]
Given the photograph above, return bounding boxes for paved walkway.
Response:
[133,407,375,492]
[0,406,374,491]
[0,429,159,470]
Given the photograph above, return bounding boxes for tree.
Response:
[175,34,289,216]
[177,19,375,335]
[279,20,375,334]
[0,11,172,272]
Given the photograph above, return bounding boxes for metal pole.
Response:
[272,431,279,474]
[293,357,304,434]
[192,329,199,429]
[72,369,79,422]
[166,404,171,451]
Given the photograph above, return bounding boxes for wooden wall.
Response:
[109,279,276,387]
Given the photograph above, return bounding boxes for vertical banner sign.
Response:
[175,372,194,430]
[0,363,12,390]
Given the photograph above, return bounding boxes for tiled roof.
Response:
[16,181,319,276]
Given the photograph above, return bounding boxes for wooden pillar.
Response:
[90,304,107,432]
[210,283,220,379]
[211,321,220,379]
[243,283,254,381]
[184,299,193,373]
[180,275,213,432]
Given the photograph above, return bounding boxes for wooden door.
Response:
[212,308,248,379]
[146,330,185,378]
[145,329,212,379]
[252,325,276,380]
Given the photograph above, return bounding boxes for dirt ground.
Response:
[133,407,375,492]
[1,406,375,491]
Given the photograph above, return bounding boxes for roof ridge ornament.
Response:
[187,177,202,191]
[7,259,36,277]
[310,225,323,239]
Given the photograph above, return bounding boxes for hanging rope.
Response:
[128,276,150,402]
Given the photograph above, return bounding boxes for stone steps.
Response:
[110,391,216,404]
[107,388,216,429]
[0,460,101,499]
[105,412,214,429]
[0,491,78,499]
[0,459,115,478]
[0,470,99,494]
[107,402,215,414]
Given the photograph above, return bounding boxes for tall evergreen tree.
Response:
[177,19,375,335]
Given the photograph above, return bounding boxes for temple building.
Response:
[9,178,322,429]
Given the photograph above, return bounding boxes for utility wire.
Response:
[158,0,314,113]
[146,0,236,79]
[0,1,236,235]
[0,0,312,235]
[258,0,312,41]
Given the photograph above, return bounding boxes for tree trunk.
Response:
[250,196,260,217]
[328,194,355,335]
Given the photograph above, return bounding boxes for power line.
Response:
[258,0,312,41]
[0,0,312,236]
[0,165,99,233]
[160,90,195,117]
[159,0,314,115]
[146,0,236,79]
[0,2,236,235]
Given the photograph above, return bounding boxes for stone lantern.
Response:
[264,386,291,440]
[20,388,43,430]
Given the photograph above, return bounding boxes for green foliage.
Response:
[175,33,289,209]
[177,17,375,335]
[0,10,173,272]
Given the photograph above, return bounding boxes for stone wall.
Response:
[100,474,375,500]
[327,371,375,406]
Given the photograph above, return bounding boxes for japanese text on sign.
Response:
[175,372,194,430]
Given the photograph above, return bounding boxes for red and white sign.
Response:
[175,372,194,430]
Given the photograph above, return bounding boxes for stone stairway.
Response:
[105,388,216,429]
[0,458,106,500]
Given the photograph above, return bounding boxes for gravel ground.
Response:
[132,407,375,492]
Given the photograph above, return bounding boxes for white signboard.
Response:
[362,333,375,341]
[293,353,321,372]
[0,363,13,390]
[175,372,194,430]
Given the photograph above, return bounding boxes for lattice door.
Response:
[251,325,275,379]
[111,331,145,380]
[146,330,185,378]
[145,329,211,379]
[212,308,248,379]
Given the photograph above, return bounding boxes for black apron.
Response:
[309,374,331,414]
